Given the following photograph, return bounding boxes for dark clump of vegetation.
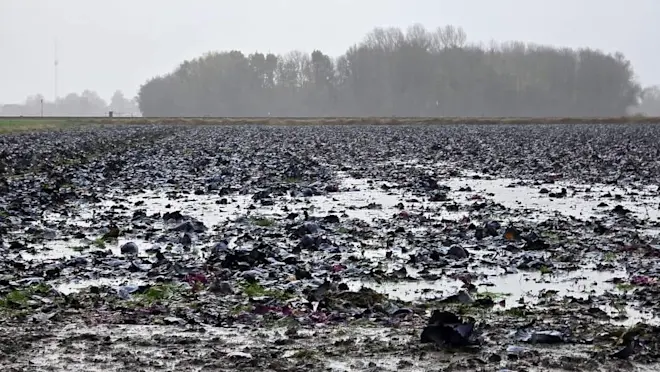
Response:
[0,284,53,310]
[241,282,294,301]
[251,217,275,227]
[127,283,187,305]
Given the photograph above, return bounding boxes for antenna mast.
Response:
[54,39,59,101]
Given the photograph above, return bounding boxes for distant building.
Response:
[0,104,24,116]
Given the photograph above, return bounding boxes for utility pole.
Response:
[40,98,44,117]
[54,39,59,102]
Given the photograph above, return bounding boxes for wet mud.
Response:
[2,123,660,371]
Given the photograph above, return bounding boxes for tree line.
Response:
[0,90,140,117]
[137,24,643,117]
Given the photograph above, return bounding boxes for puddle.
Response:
[480,269,626,302]
[54,277,147,295]
[20,238,154,260]
[644,228,660,238]
[241,175,466,225]
[348,269,626,304]
[58,322,260,339]
[604,305,659,327]
[446,177,660,221]
[97,175,466,228]
[71,190,242,229]
[348,267,660,326]
[125,191,244,227]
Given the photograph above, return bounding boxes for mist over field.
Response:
[1,0,660,117]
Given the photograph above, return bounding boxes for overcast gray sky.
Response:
[1,0,658,104]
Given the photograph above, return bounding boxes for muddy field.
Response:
[1,123,660,371]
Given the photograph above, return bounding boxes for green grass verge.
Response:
[2,115,660,133]
[0,118,78,133]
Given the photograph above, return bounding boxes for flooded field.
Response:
[2,123,660,371]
